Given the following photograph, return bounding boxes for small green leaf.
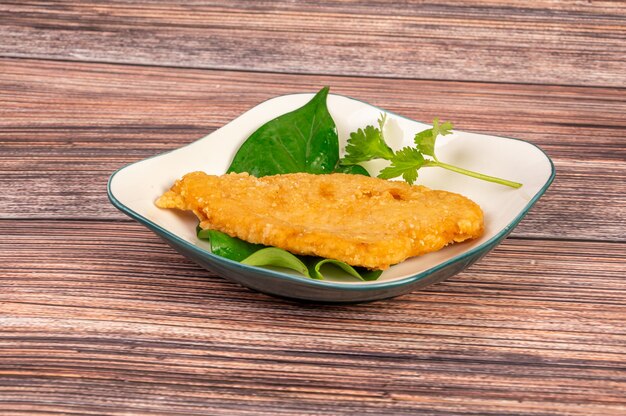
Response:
[197,228,264,262]
[341,116,394,165]
[414,129,436,157]
[242,248,312,278]
[377,112,388,134]
[414,118,453,158]
[433,118,453,138]
[310,258,382,281]
[378,147,425,185]
[334,164,370,176]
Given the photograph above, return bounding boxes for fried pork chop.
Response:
[156,172,484,269]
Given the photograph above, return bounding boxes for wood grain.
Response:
[1,58,624,241]
[1,220,625,415]
[2,2,626,414]
[1,1,625,87]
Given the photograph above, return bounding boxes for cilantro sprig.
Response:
[341,113,394,164]
[341,114,522,188]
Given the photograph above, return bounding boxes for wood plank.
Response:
[1,220,625,415]
[1,1,625,87]
[1,58,624,241]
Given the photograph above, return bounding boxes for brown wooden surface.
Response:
[2,1,626,87]
[1,1,625,415]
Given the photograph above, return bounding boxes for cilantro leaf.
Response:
[414,118,453,158]
[433,118,454,137]
[414,129,436,157]
[342,113,522,188]
[377,147,425,185]
[341,115,394,165]
[378,112,388,133]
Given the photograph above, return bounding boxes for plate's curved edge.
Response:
[107,92,556,292]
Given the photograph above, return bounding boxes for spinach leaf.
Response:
[197,227,263,262]
[334,164,370,176]
[241,248,313,279]
[198,227,379,281]
[227,87,339,176]
[309,258,383,281]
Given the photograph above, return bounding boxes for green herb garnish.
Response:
[341,115,522,188]
[341,113,394,164]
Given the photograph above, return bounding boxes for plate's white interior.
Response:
[110,93,553,284]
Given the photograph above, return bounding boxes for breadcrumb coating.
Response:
[156,172,484,270]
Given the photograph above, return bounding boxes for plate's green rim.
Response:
[107,92,556,292]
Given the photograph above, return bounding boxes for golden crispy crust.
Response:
[156,172,484,269]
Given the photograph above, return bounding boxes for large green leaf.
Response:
[227,87,339,176]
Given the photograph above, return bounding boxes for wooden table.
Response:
[2,2,625,414]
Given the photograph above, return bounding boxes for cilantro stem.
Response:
[426,161,522,188]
